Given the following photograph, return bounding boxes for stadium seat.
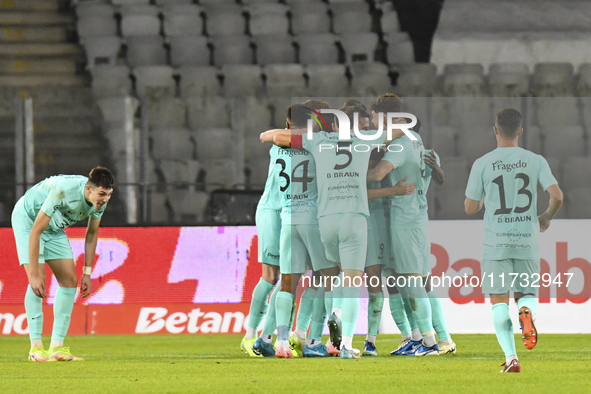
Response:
[339,32,379,63]
[443,63,485,96]
[162,4,203,36]
[203,4,246,36]
[81,36,122,68]
[90,65,132,98]
[254,35,296,65]
[488,63,530,97]
[379,2,400,34]
[193,127,232,161]
[565,188,591,219]
[577,63,591,94]
[580,96,591,129]
[149,192,169,223]
[125,36,167,67]
[133,66,176,100]
[429,126,457,158]
[247,3,290,36]
[383,32,415,64]
[296,34,339,65]
[349,62,391,96]
[221,65,264,97]
[179,66,221,97]
[76,4,117,37]
[264,64,306,96]
[394,63,437,97]
[159,159,201,188]
[150,127,195,161]
[542,125,586,160]
[211,35,253,66]
[97,97,140,125]
[402,97,429,135]
[433,189,468,220]
[146,97,186,128]
[524,125,542,155]
[534,97,580,127]
[270,96,293,128]
[330,1,372,34]
[438,156,469,190]
[531,62,575,96]
[290,2,330,35]
[169,35,210,67]
[240,95,273,131]
[156,0,194,4]
[457,126,498,164]
[186,96,231,130]
[305,64,349,96]
[120,5,161,37]
[447,97,493,130]
[168,190,209,223]
[200,159,236,189]
[562,157,591,192]
[112,0,150,5]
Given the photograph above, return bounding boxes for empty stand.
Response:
[133,66,176,100]
[150,127,195,160]
[179,66,221,97]
[255,35,296,65]
[264,64,306,96]
[489,63,530,97]
[146,97,186,129]
[193,127,232,161]
[120,5,161,37]
[290,2,330,35]
[81,36,121,68]
[125,36,167,67]
[91,65,132,98]
[384,32,414,64]
[203,3,246,36]
[305,64,349,96]
[330,1,372,34]
[395,63,437,96]
[211,35,253,66]
[162,4,203,36]
[186,96,231,130]
[296,34,339,65]
[221,65,264,97]
[247,3,290,36]
[169,35,210,67]
[339,33,379,63]
[349,62,391,96]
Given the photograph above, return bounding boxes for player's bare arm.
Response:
[538,184,563,232]
[464,194,484,216]
[27,209,51,298]
[260,129,284,143]
[81,216,101,297]
[368,177,416,199]
[425,149,444,185]
[367,160,394,182]
[273,131,293,147]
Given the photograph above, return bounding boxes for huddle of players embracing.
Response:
[240,94,456,360]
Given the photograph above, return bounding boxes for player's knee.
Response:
[60,273,78,288]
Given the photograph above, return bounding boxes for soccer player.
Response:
[465,108,562,373]
[367,95,440,356]
[241,128,286,357]
[273,105,406,358]
[11,167,114,361]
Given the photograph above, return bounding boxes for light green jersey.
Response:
[419,149,441,211]
[22,175,106,232]
[280,148,318,225]
[258,145,290,212]
[299,131,371,218]
[465,147,557,260]
[382,130,428,229]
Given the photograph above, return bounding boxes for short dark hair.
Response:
[370,93,403,113]
[88,166,115,190]
[496,108,522,137]
[287,103,309,128]
[302,99,330,110]
[343,99,367,111]
[334,105,370,129]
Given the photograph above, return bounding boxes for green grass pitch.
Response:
[1,334,589,393]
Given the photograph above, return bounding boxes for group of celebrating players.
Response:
[240,94,563,372]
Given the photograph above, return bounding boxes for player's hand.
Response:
[393,177,416,195]
[80,274,92,298]
[29,274,47,299]
[538,214,551,232]
[424,149,438,169]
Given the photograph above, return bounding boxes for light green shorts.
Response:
[255,207,281,266]
[11,200,73,265]
[481,259,540,296]
[318,213,367,271]
[390,226,428,275]
[370,207,390,267]
[365,214,381,268]
[280,223,336,275]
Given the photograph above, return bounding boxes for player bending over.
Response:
[11,167,114,361]
[465,108,562,373]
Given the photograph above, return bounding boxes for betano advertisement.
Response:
[0,221,589,336]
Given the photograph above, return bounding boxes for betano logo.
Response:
[305,109,419,142]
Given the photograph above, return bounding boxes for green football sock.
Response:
[295,287,316,333]
[517,295,538,316]
[428,290,450,341]
[324,290,334,318]
[24,285,43,340]
[246,278,275,337]
[367,292,384,336]
[51,287,76,342]
[275,291,294,341]
[332,272,344,315]
[341,286,360,337]
[389,293,411,336]
[289,296,297,330]
[402,296,417,330]
[492,303,516,358]
[309,286,327,342]
[262,283,280,337]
